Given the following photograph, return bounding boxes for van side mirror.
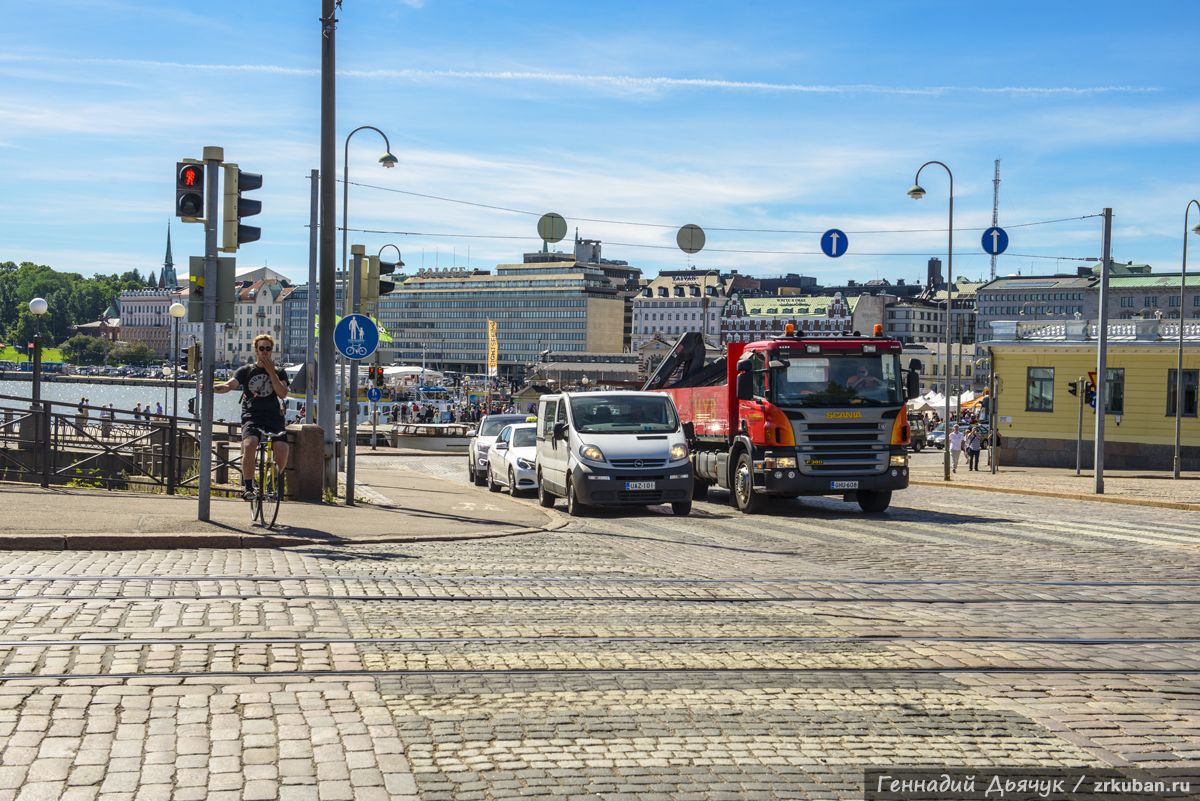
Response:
[682,421,694,440]
[553,421,568,440]
[908,358,924,373]
[735,371,753,401]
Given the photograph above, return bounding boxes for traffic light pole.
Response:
[1076,377,1084,476]
[1094,208,1113,495]
[318,0,339,496]
[345,246,363,506]
[198,145,223,522]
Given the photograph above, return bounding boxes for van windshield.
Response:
[569,396,678,433]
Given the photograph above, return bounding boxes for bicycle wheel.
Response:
[264,458,283,528]
[252,444,269,525]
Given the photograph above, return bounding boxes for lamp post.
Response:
[908,161,954,481]
[337,127,397,462]
[1174,202,1200,479]
[1019,301,1039,322]
[28,298,48,406]
[169,302,186,420]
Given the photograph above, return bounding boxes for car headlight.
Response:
[517,458,534,470]
[670,443,688,461]
[579,444,606,462]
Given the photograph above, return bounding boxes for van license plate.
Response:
[625,481,656,491]
[830,480,859,490]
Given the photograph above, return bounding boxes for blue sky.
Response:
[2,0,1197,287]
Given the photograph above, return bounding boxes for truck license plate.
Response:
[830,480,859,490]
[625,481,656,491]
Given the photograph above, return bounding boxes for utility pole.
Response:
[1094,208,1113,494]
[990,159,1001,281]
[318,0,338,494]
[1075,376,1085,476]
[305,169,318,425]
[197,145,223,522]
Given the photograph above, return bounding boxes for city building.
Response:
[976,274,1094,344]
[987,317,1200,470]
[281,280,344,366]
[1106,271,1200,320]
[376,240,636,376]
[720,292,856,342]
[225,277,290,365]
[631,269,758,351]
[116,289,183,358]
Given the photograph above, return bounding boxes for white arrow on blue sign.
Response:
[820,228,848,258]
[334,314,379,361]
[367,387,382,403]
[982,226,1009,255]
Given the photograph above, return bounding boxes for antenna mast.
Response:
[990,158,1001,280]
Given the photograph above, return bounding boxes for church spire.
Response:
[161,221,178,289]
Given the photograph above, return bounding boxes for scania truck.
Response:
[644,327,920,514]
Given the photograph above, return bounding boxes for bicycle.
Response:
[246,425,286,528]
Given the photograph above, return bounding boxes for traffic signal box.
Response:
[1068,380,1079,397]
[175,162,204,220]
[360,256,404,304]
[220,164,262,253]
[369,365,384,387]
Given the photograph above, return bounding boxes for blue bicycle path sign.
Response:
[334,314,379,361]
[367,387,382,403]
[820,228,848,258]
[982,226,1009,255]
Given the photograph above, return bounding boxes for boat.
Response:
[390,422,473,452]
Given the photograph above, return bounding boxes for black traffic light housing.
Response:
[373,365,385,387]
[220,163,262,252]
[175,162,204,220]
[378,256,403,298]
[1068,380,1079,397]
[1086,384,1097,409]
[187,396,197,416]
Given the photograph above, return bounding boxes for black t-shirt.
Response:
[235,364,288,422]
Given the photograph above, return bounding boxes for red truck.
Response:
[644,328,920,514]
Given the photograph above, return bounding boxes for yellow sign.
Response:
[826,411,862,419]
[486,319,498,378]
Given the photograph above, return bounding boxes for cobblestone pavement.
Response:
[0,454,1197,799]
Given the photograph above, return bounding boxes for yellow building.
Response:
[987,319,1200,469]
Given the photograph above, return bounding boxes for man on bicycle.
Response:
[214,333,290,500]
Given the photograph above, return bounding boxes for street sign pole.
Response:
[198,145,223,522]
[1094,208,1113,495]
[1076,376,1084,476]
[346,245,365,505]
[305,169,318,425]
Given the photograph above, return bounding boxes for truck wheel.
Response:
[537,473,555,508]
[731,452,767,514]
[857,490,892,514]
[671,501,692,516]
[566,478,587,517]
[692,482,708,501]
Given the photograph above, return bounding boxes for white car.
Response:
[485,423,538,495]
[467,413,531,485]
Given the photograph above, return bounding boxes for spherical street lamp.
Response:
[27,298,48,406]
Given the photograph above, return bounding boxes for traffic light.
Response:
[373,365,384,387]
[378,256,402,298]
[187,396,197,416]
[1086,384,1097,409]
[188,272,205,320]
[220,163,262,252]
[175,161,204,220]
[187,343,200,374]
[1068,380,1079,397]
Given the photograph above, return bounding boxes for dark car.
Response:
[907,415,928,452]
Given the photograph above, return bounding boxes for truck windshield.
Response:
[770,354,903,407]
[570,396,679,433]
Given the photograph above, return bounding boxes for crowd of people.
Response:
[385,399,527,425]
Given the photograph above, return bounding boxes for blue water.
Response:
[0,379,243,422]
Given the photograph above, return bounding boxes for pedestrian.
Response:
[947,424,964,473]
[155,402,163,417]
[965,426,983,471]
[75,397,87,433]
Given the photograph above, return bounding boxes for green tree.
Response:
[111,341,156,366]
[61,334,114,365]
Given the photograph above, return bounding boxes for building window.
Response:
[1104,368,1125,415]
[1167,369,1198,417]
[1026,367,1054,412]
[1120,297,1134,308]
[1169,295,1181,308]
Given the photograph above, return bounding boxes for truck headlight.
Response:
[670,443,688,461]
[889,454,908,466]
[764,456,797,469]
[579,444,606,463]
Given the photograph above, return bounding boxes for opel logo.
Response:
[634,459,644,468]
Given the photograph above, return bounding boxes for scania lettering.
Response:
[644,327,920,514]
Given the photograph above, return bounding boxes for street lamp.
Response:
[1173,201,1200,479]
[1019,301,1039,321]
[169,302,186,420]
[28,297,48,406]
[908,160,954,481]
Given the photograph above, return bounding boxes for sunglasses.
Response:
[257,346,273,352]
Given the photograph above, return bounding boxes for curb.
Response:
[909,479,1200,512]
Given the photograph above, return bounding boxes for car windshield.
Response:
[479,416,524,436]
[511,427,536,447]
[569,396,678,433]
[770,353,903,407]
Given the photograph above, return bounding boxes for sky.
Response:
[2,0,1198,288]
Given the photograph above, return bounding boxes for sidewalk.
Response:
[0,461,559,550]
[908,450,1200,511]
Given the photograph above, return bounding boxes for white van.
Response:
[535,391,693,516]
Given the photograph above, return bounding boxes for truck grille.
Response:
[792,419,889,475]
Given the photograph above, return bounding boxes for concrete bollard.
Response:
[286,424,325,502]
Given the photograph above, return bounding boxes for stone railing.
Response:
[990,319,1200,343]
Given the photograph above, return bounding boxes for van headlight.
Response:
[670,443,688,461]
[579,444,606,463]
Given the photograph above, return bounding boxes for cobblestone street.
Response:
[0,454,1197,799]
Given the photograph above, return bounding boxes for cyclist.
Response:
[214,333,290,500]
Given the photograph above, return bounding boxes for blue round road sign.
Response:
[367,387,382,403]
[820,228,848,258]
[334,314,379,361]
[982,226,1009,255]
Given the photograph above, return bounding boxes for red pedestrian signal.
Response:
[176,161,205,219]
